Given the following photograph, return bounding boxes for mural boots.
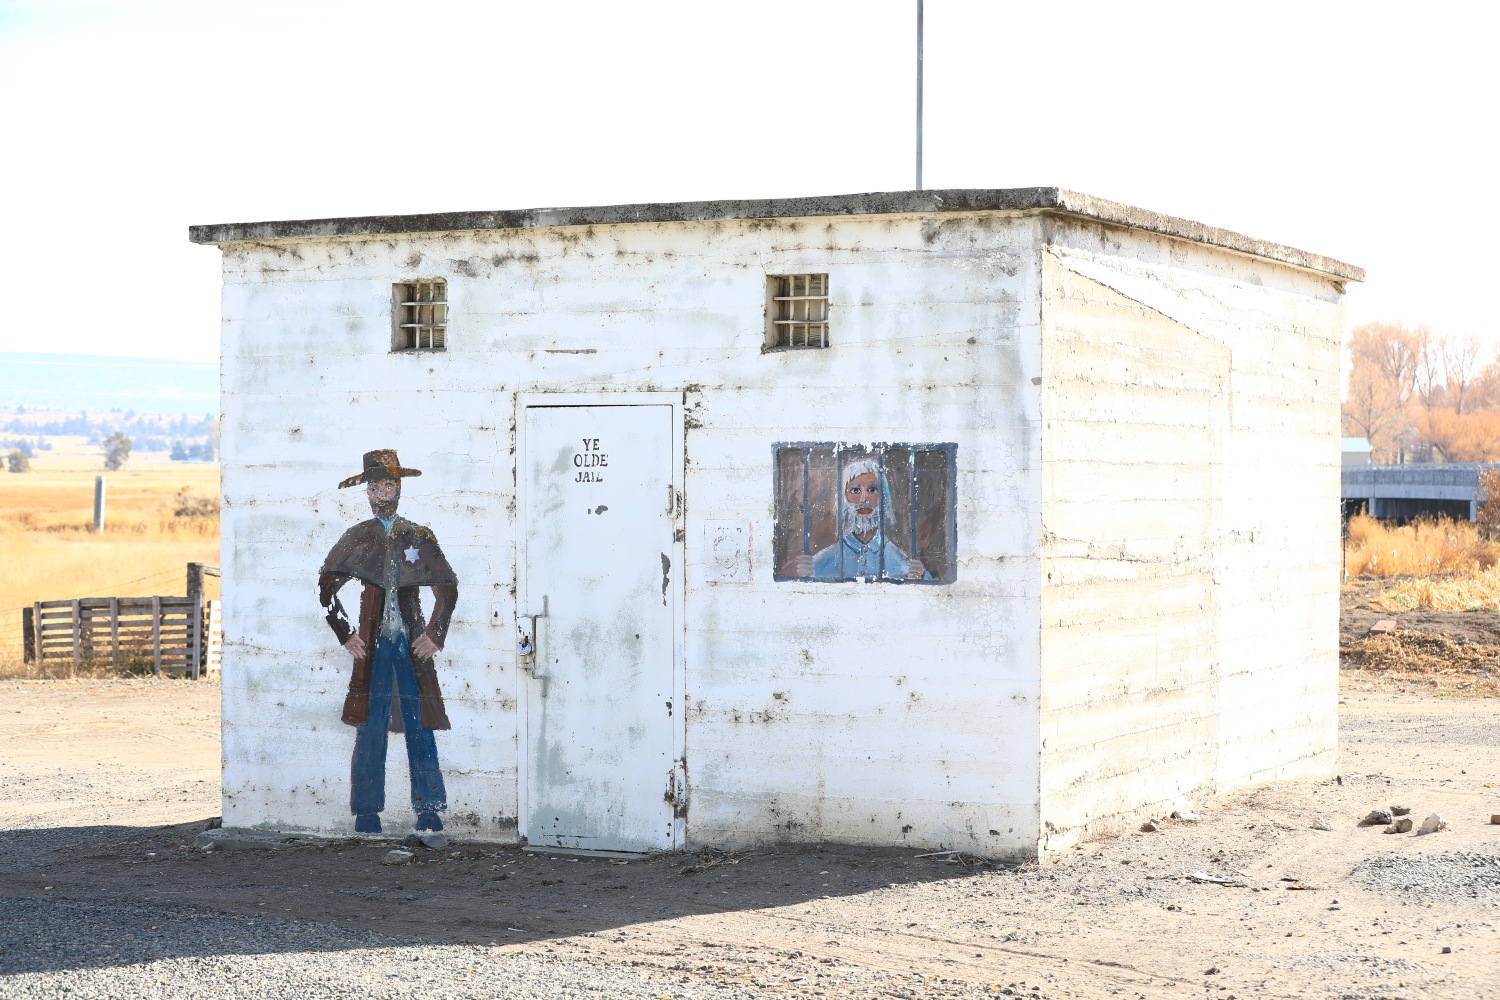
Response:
[354,812,382,834]
[415,809,443,832]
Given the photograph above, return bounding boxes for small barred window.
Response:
[392,280,448,351]
[766,274,829,349]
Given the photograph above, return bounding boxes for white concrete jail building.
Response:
[190,189,1362,858]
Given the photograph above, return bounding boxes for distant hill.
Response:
[0,352,217,416]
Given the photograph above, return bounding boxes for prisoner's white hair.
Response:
[839,458,895,537]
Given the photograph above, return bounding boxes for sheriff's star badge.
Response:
[404,546,420,563]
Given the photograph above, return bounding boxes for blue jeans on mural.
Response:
[351,634,447,833]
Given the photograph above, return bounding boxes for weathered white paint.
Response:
[206,200,1351,858]
[519,399,681,852]
[1037,218,1346,850]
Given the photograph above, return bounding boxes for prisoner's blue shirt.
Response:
[810,530,929,580]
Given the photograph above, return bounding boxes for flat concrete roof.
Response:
[188,188,1363,282]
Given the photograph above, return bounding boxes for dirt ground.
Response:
[1340,576,1500,647]
[4,623,1500,997]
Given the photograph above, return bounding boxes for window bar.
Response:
[807,276,814,347]
[910,451,919,566]
[801,448,811,565]
[835,447,845,580]
[416,285,424,349]
[421,284,431,349]
[781,278,788,347]
[791,276,801,347]
[400,287,409,350]
[808,275,818,348]
[876,447,887,580]
[428,284,435,349]
[413,285,422,350]
[798,276,807,348]
[822,275,827,347]
[792,278,799,347]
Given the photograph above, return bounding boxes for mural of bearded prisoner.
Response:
[787,458,932,581]
[318,450,458,835]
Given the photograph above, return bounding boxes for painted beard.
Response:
[844,507,882,538]
[369,492,400,521]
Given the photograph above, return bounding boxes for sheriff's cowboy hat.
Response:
[338,449,423,489]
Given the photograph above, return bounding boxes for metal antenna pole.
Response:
[916,0,924,190]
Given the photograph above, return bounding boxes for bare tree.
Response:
[1343,363,1404,461]
[1353,322,1425,405]
[1344,322,1427,462]
[1415,331,1444,409]
[1440,334,1483,414]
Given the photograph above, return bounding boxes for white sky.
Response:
[0,0,1490,364]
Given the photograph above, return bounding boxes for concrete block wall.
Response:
[1037,255,1229,848]
[217,211,1045,856]
[1035,220,1344,850]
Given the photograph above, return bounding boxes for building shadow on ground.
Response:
[0,819,1021,974]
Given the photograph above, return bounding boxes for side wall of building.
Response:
[217,211,1044,855]
[1037,221,1343,850]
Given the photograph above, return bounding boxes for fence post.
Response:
[70,599,81,676]
[32,602,42,673]
[151,595,162,677]
[22,607,34,664]
[109,596,120,669]
[94,475,106,534]
[187,562,204,680]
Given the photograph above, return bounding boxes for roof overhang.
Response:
[188,188,1363,282]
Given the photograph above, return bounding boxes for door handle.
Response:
[522,595,549,698]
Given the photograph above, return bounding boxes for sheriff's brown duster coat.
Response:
[318,517,458,732]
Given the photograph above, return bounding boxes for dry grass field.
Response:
[1343,511,1500,577]
[0,436,219,674]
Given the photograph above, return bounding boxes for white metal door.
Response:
[520,402,679,853]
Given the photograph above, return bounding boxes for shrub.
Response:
[172,487,219,519]
[1477,468,1500,541]
[1343,513,1500,577]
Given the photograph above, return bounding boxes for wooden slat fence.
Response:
[26,597,214,678]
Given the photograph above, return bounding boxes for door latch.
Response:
[520,595,549,697]
[663,762,687,814]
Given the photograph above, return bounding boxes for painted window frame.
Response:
[771,441,958,585]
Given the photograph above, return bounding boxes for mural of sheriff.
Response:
[317,449,458,835]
